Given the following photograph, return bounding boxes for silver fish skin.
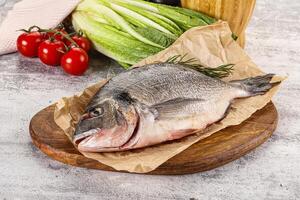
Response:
[74,63,276,152]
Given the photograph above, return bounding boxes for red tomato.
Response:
[16,32,44,57]
[61,47,89,76]
[66,36,91,52]
[46,29,68,42]
[38,40,65,66]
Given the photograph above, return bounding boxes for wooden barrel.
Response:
[181,0,256,48]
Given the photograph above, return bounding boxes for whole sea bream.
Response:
[74,63,276,152]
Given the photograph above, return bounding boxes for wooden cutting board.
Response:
[29,102,277,175]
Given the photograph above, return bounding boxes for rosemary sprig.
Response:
[165,54,234,78]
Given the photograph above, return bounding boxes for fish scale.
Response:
[74,63,276,152]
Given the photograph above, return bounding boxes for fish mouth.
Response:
[73,128,102,145]
[74,113,139,152]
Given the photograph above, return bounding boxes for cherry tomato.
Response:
[17,32,44,57]
[38,40,65,66]
[46,29,68,42]
[61,47,89,76]
[66,36,91,52]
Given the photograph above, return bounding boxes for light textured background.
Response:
[0,0,299,199]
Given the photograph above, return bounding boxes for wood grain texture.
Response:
[1,0,300,199]
[29,102,278,175]
[181,0,256,47]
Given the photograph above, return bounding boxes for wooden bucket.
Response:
[181,0,256,48]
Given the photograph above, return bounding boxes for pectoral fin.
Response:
[150,98,204,120]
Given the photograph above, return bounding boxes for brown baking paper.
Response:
[54,21,284,173]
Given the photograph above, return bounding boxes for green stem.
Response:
[54,31,79,48]
[165,54,234,78]
[38,27,79,49]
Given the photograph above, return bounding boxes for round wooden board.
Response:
[29,102,278,175]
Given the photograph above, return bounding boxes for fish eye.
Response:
[90,107,104,117]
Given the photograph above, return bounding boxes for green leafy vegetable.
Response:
[72,12,162,68]
[72,0,217,67]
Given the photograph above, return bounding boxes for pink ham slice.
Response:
[0,0,80,55]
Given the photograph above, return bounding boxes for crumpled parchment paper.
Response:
[54,21,284,173]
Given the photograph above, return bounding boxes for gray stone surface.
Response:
[0,0,299,199]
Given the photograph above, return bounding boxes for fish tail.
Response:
[230,74,279,96]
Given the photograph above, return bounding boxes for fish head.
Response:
[73,96,138,152]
